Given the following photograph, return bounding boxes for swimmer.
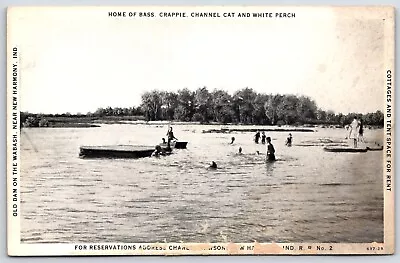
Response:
[209,161,217,169]
[152,145,165,157]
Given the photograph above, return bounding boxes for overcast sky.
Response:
[9,6,392,114]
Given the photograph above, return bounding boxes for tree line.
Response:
[139,87,384,126]
[20,87,384,127]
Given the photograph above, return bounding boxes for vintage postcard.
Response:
[7,6,395,256]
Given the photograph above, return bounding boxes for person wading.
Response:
[261,131,266,144]
[266,137,276,162]
[254,131,261,144]
[285,133,293,147]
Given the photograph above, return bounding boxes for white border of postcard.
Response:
[6,5,395,256]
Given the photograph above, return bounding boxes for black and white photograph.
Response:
[7,6,394,255]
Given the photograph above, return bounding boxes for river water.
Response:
[20,124,383,243]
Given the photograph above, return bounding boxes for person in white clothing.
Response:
[348,116,360,148]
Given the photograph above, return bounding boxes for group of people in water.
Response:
[228,132,293,164]
[254,131,266,144]
[254,131,292,146]
[155,118,370,169]
[209,131,296,169]
[153,126,291,166]
[256,132,292,161]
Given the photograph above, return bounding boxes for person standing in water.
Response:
[266,137,276,161]
[254,131,261,144]
[348,116,360,148]
[261,131,266,144]
[238,147,243,154]
[285,133,293,146]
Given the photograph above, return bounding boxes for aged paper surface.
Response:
[7,6,394,255]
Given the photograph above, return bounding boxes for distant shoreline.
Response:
[20,115,383,131]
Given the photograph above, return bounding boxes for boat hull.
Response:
[366,146,384,151]
[79,145,154,159]
[159,141,188,149]
[174,141,188,149]
[324,147,368,153]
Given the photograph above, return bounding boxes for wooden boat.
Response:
[159,141,188,149]
[295,143,348,147]
[366,146,384,151]
[79,145,155,159]
[323,146,368,153]
[174,141,188,149]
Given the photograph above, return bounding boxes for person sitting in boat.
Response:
[160,137,173,152]
[285,133,293,146]
[266,137,276,162]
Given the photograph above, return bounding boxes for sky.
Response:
[8,6,393,114]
